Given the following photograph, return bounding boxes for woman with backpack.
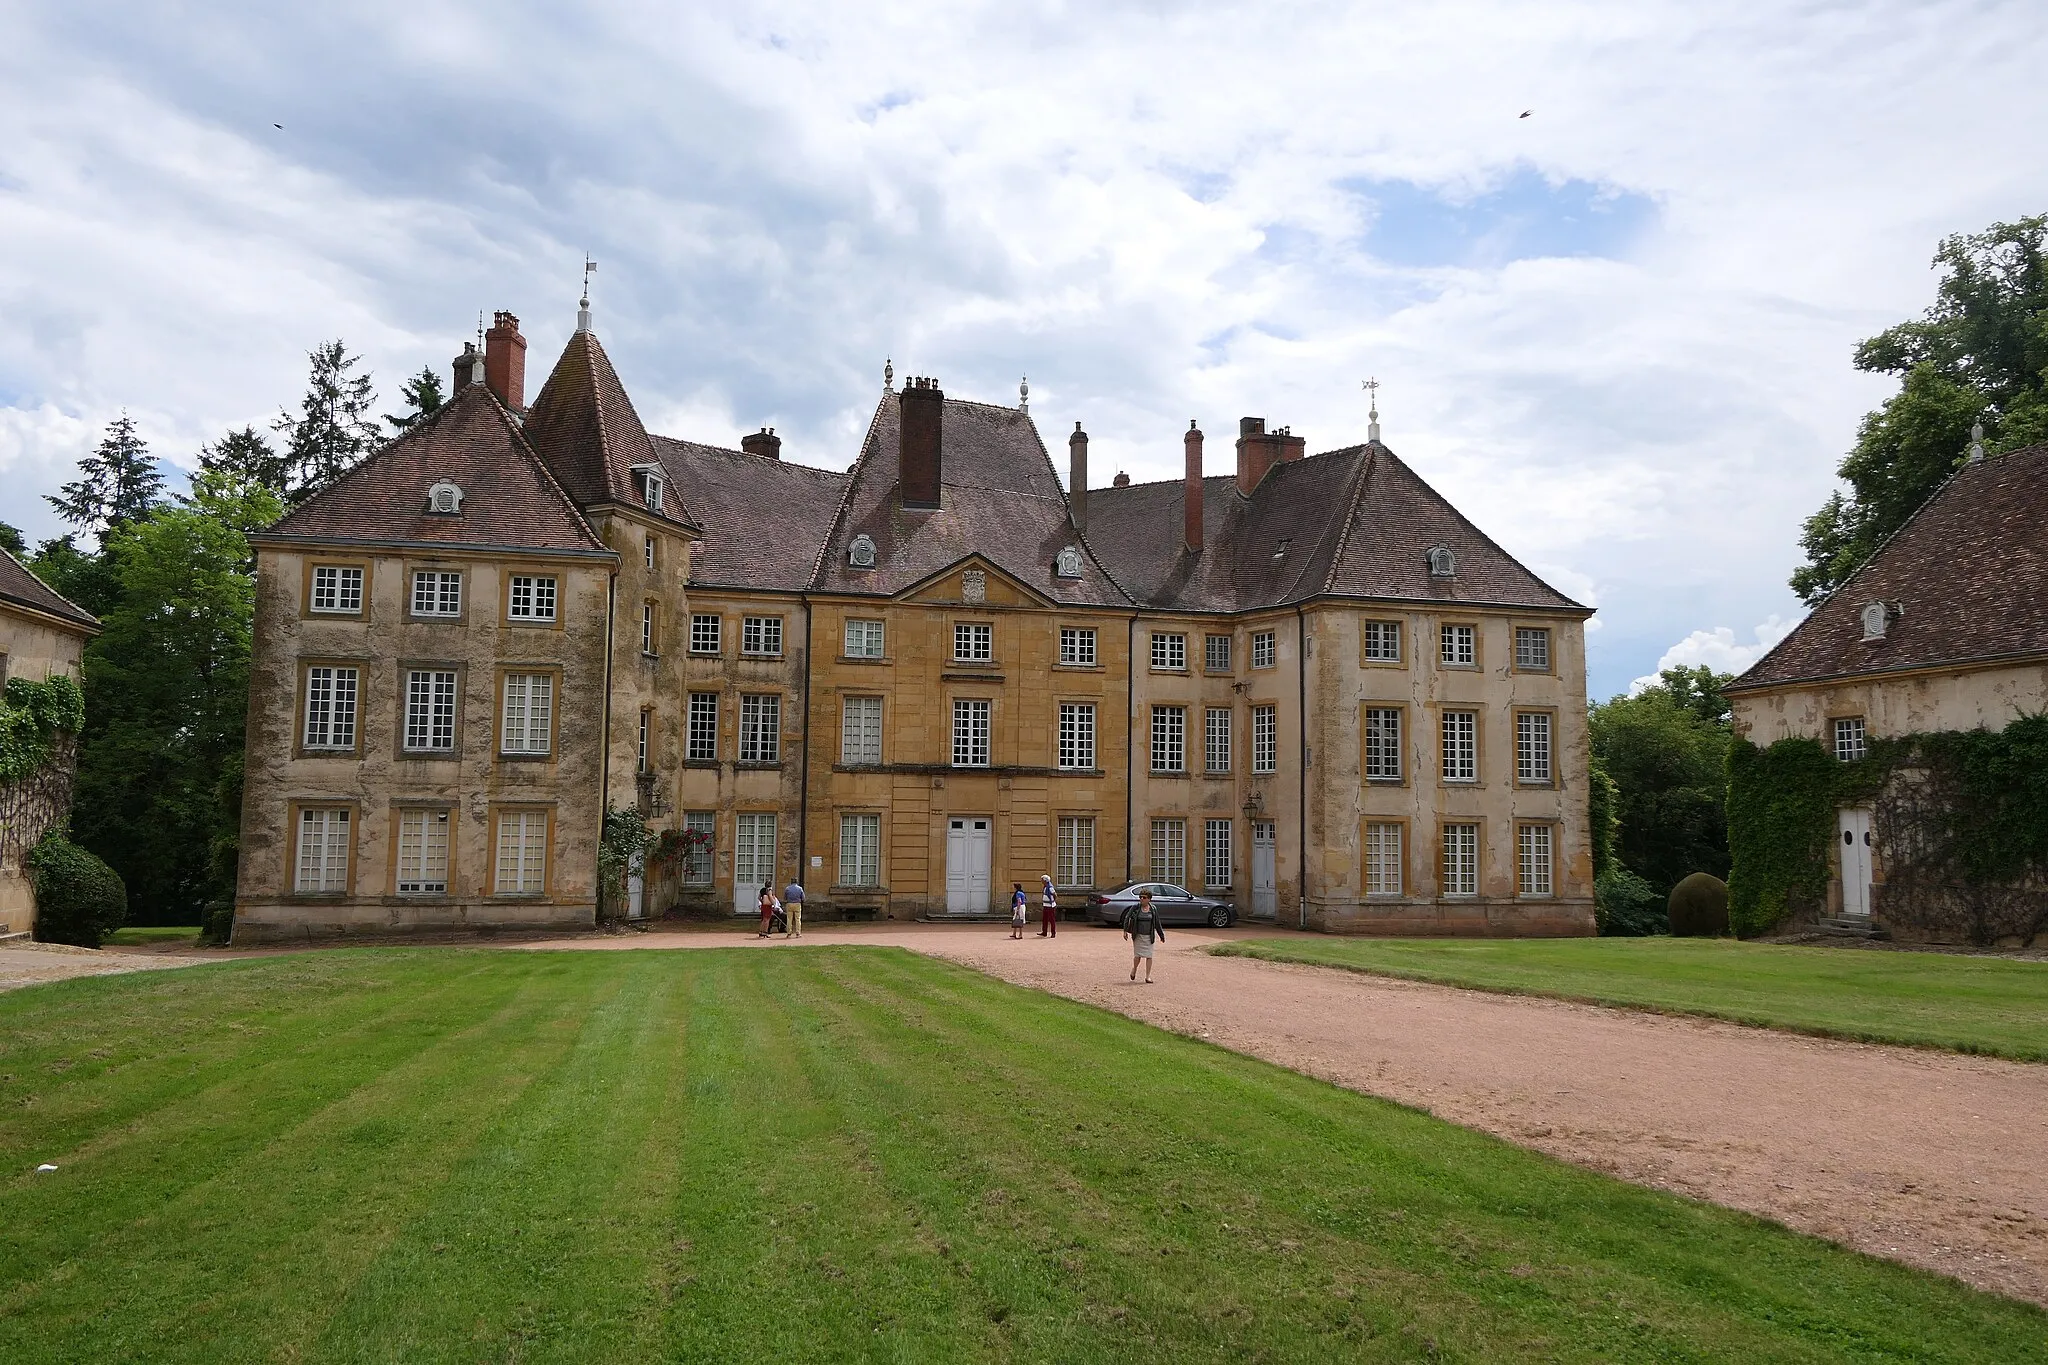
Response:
[1121,887,1165,983]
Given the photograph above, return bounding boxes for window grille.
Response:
[508,575,557,622]
[1205,707,1231,773]
[1515,712,1552,783]
[1150,633,1186,670]
[303,666,358,750]
[844,619,885,658]
[1440,624,1474,667]
[841,696,882,765]
[403,670,457,752]
[839,814,881,887]
[954,623,993,661]
[637,709,651,773]
[411,570,461,617]
[1441,710,1476,782]
[1364,707,1402,781]
[687,693,718,762]
[1251,630,1276,668]
[310,565,363,614]
[641,603,658,655]
[740,694,781,764]
[1442,824,1478,896]
[397,809,449,894]
[501,674,554,754]
[1364,823,1403,895]
[952,699,991,767]
[1058,702,1095,770]
[1514,627,1551,671]
[1057,816,1095,888]
[1204,818,1233,890]
[1252,705,1278,773]
[689,614,722,654]
[294,808,350,893]
[1151,705,1186,772]
[1205,634,1232,672]
[1150,819,1186,886]
[1059,627,1096,666]
[742,615,783,656]
[1517,824,1553,897]
[1362,621,1400,662]
[1834,717,1867,763]
[683,811,714,885]
[496,811,548,894]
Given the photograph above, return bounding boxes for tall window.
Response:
[1151,705,1186,773]
[1834,717,1867,762]
[1057,816,1095,888]
[411,570,461,617]
[501,674,554,754]
[644,535,657,570]
[839,814,881,887]
[1440,710,1476,783]
[641,602,658,655]
[845,619,885,658]
[1442,824,1478,897]
[1205,634,1232,672]
[1150,632,1186,671]
[1361,621,1401,662]
[310,565,363,614]
[1364,822,1403,895]
[952,699,991,767]
[396,809,449,895]
[1252,705,1278,774]
[403,669,457,753]
[1517,824,1554,897]
[687,693,719,762]
[742,615,783,657]
[1150,818,1186,886]
[294,808,350,892]
[1058,702,1095,770]
[841,696,883,765]
[740,694,781,763]
[954,623,993,661]
[495,811,548,894]
[1440,624,1475,667]
[508,575,557,622]
[690,614,722,654]
[637,709,652,772]
[1514,626,1551,672]
[1515,712,1552,783]
[1205,708,1232,773]
[303,666,359,751]
[682,811,714,885]
[1060,627,1097,666]
[1364,707,1402,781]
[1204,818,1233,890]
[1251,630,1276,669]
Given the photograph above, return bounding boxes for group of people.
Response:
[755,880,805,938]
[1006,875,1061,939]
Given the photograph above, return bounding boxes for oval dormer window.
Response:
[1427,546,1456,577]
[1055,546,1082,579]
[427,481,465,515]
[849,534,877,569]
[1860,601,1890,641]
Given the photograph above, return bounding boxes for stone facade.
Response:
[0,550,99,935]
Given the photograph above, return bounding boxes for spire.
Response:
[1363,375,1381,443]
[577,255,596,334]
[1969,419,1986,464]
[1019,375,1029,414]
[883,357,894,393]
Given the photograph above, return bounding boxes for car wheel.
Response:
[1207,905,1230,928]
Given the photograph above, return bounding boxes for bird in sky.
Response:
[273,123,283,129]
[1519,109,1533,118]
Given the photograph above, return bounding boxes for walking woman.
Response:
[1121,887,1165,983]
[1038,873,1058,938]
[757,884,777,939]
[1009,882,1028,939]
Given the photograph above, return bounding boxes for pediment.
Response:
[896,556,1053,609]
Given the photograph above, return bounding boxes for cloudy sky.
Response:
[2,1,2042,697]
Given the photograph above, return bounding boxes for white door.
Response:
[1251,821,1277,920]
[627,851,645,920]
[1838,808,1873,918]
[734,813,777,915]
[946,817,992,914]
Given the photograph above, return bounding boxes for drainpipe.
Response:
[1296,602,1308,931]
[598,560,618,925]
[798,593,813,903]
[1125,610,1139,887]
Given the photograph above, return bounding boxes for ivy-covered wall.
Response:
[0,674,89,932]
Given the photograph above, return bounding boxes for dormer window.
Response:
[1055,546,1082,579]
[1427,546,1456,577]
[630,463,665,514]
[426,481,464,515]
[849,534,877,569]
[1861,601,1891,641]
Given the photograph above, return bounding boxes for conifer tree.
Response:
[0,521,24,556]
[197,425,289,498]
[274,340,382,502]
[45,413,165,539]
[385,367,446,432]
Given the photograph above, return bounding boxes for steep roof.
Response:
[0,547,98,633]
[260,382,611,556]
[1730,442,2048,692]
[651,436,849,592]
[523,328,697,531]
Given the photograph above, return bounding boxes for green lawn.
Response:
[1,949,2041,1362]
[1208,937,2048,1060]
[101,925,202,947]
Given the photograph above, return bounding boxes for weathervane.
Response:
[1362,376,1381,443]
[577,255,597,333]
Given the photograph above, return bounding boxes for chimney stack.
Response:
[1184,420,1204,551]
[451,341,484,395]
[899,377,944,509]
[1068,421,1089,529]
[484,311,527,410]
[741,427,783,460]
[1234,416,1307,495]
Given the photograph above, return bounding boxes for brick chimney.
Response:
[1184,420,1204,551]
[741,427,783,460]
[451,341,484,394]
[484,311,527,410]
[1068,422,1089,529]
[1235,416,1306,495]
[900,377,944,509]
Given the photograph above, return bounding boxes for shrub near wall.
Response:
[27,832,127,948]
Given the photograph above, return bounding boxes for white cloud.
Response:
[1631,615,1798,693]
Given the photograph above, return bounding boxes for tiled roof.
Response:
[260,383,611,556]
[651,436,849,592]
[1730,442,2048,692]
[0,547,98,632]
[523,329,697,531]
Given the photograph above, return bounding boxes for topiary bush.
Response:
[27,832,128,948]
[1668,871,1730,937]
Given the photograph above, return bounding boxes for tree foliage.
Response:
[274,340,381,502]
[0,521,24,556]
[27,831,127,948]
[197,425,289,500]
[385,367,446,432]
[1589,667,1734,903]
[44,414,165,540]
[1792,214,2048,605]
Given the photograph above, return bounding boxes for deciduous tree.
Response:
[1590,667,1735,901]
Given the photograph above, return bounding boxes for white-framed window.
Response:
[396,808,450,895]
[1515,712,1553,783]
[508,575,557,622]
[1251,630,1276,669]
[1205,707,1231,773]
[641,470,664,513]
[742,615,783,657]
[1204,817,1233,890]
[839,813,881,887]
[1059,627,1097,666]
[495,810,548,895]
[1362,621,1401,662]
[1440,624,1475,667]
[644,535,657,570]
[1205,634,1232,672]
[294,808,350,893]
[682,811,714,885]
[637,708,651,772]
[403,669,457,753]
[1441,710,1476,783]
[1514,626,1551,672]
[1252,705,1278,774]
[740,694,781,764]
[1151,705,1186,773]
[1443,824,1478,897]
[1058,702,1095,770]
[952,698,991,767]
[1150,819,1186,886]
[954,623,993,662]
[1365,707,1402,781]
[500,674,554,754]
[1057,816,1095,889]
[841,696,882,765]
[1364,822,1403,896]
[690,614,722,655]
[302,666,359,751]
[844,619,885,658]
[310,565,363,614]
[411,570,461,618]
[1517,824,1554,897]
[687,693,718,762]
[641,602,658,655]
[1150,632,1186,671]
[1834,717,1867,763]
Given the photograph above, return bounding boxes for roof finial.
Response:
[577,255,596,334]
[1969,419,1986,463]
[1363,375,1381,443]
[883,357,894,393]
[1019,375,1029,413]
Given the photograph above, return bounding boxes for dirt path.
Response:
[526,922,2048,1304]
[0,941,216,993]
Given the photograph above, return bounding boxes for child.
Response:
[1009,883,1028,938]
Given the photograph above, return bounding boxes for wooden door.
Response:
[946,817,992,913]
[1251,820,1277,919]
[1838,808,1873,918]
